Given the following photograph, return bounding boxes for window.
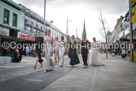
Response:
[31,21,33,31]
[36,24,39,28]
[24,19,27,30]
[31,21,33,25]
[12,13,17,27]
[3,9,10,24]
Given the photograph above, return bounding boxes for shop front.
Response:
[18,32,35,56]
[0,27,9,56]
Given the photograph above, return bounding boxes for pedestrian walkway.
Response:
[41,54,136,91]
[0,56,71,91]
[0,56,43,83]
[0,54,136,91]
[0,56,11,64]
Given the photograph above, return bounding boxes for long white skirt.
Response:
[54,47,59,57]
[89,49,103,66]
[45,46,54,70]
[59,46,65,67]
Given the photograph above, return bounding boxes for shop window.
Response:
[36,24,39,28]
[31,21,34,31]
[12,13,17,27]
[9,29,18,38]
[3,9,10,25]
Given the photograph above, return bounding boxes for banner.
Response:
[130,0,136,5]
[20,34,35,41]
[131,12,136,24]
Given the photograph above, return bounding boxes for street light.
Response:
[66,18,72,36]
[44,0,47,36]
[76,28,80,38]
[44,0,51,36]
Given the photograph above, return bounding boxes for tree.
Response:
[97,8,109,59]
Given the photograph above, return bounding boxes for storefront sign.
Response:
[0,28,9,36]
[20,34,35,41]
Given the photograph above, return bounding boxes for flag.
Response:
[131,6,136,24]
[50,20,53,23]
[131,6,136,12]
[130,0,136,5]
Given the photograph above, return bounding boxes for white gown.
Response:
[54,41,59,57]
[89,42,104,66]
[44,37,54,71]
[58,40,65,67]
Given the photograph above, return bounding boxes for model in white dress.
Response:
[54,37,59,65]
[58,36,65,67]
[89,37,105,66]
[44,30,54,72]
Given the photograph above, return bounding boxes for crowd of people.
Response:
[11,29,105,72]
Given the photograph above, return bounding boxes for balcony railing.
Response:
[25,26,31,31]
[119,31,124,38]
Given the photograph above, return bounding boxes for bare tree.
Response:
[97,8,108,59]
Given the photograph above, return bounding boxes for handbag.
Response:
[39,58,44,63]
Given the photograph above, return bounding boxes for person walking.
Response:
[81,36,89,68]
[54,37,59,65]
[89,37,105,66]
[33,31,44,69]
[58,36,66,67]
[44,29,54,72]
[68,35,80,67]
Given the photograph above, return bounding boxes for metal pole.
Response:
[44,0,46,36]
[66,18,68,36]
[129,0,134,62]
[76,28,77,38]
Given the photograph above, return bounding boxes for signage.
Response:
[20,34,35,41]
[0,28,9,36]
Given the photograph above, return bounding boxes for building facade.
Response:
[0,0,66,56]
[113,16,124,43]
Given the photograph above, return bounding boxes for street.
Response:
[0,54,136,91]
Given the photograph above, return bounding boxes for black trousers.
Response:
[36,49,42,62]
[82,50,88,66]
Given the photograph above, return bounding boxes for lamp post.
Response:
[66,18,72,36]
[44,0,47,36]
[76,28,80,38]
[129,0,134,62]
[66,18,72,55]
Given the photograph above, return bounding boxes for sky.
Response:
[13,0,129,42]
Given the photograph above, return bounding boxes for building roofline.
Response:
[1,0,21,11]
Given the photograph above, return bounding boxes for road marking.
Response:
[25,79,43,82]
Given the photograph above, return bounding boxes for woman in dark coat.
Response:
[68,35,80,67]
[81,36,89,68]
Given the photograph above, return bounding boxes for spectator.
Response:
[26,46,30,56]
[11,48,22,63]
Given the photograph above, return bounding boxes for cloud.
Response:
[13,0,129,41]
[14,0,128,15]
[48,0,128,14]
